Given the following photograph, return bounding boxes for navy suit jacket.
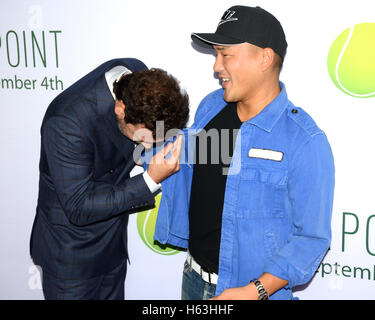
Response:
[30,58,155,279]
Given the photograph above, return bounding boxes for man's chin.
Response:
[223,90,236,103]
[223,94,234,103]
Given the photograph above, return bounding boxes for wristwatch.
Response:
[250,279,269,300]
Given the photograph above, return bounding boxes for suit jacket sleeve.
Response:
[42,114,155,227]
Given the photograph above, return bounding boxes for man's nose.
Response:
[213,55,224,73]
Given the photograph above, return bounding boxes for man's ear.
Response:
[261,48,275,72]
[114,100,126,120]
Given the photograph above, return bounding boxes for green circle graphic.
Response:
[136,194,180,255]
[327,22,375,98]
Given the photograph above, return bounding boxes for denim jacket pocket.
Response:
[236,166,288,219]
[264,231,280,258]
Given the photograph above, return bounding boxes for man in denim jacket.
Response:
[154,5,335,300]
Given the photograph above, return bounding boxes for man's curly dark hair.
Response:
[113,68,189,138]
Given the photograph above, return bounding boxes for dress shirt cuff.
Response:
[142,171,162,194]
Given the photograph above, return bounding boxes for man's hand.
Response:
[210,283,258,300]
[147,135,183,184]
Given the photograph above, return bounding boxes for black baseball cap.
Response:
[191,5,287,59]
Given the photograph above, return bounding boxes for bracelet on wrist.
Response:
[250,278,269,300]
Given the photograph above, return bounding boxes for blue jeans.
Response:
[181,261,217,300]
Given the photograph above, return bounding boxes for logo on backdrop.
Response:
[0,5,64,92]
[327,22,375,98]
[136,194,181,255]
[316,211,375,288]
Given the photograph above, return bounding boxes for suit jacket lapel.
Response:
[95,75,135,163]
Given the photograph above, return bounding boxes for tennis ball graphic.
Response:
[136,194,180,255]
[327,22,375,98]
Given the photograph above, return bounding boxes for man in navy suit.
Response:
[30,58,189,300]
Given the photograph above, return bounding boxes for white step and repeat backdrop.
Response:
[0,0,374,300]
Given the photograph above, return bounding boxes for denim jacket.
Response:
[154,83,335,299]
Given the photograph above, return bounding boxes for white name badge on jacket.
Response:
[248,148,284,162]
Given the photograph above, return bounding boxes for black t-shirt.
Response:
[188,102,242,274]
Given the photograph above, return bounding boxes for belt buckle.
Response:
[188,254,193,272]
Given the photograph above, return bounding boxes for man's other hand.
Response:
[147,135,183,184]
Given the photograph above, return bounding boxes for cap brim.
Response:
[191,32,244,48]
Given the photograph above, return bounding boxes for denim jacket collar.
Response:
[246,81,288,132]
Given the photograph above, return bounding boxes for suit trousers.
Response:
[42,259,127,300]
